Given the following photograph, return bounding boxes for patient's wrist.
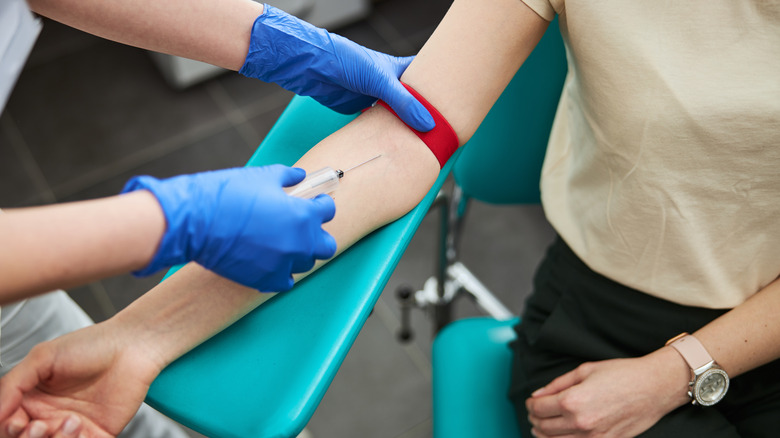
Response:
[106,311,170,374]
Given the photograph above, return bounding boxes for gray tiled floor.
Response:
[1,0,556,437]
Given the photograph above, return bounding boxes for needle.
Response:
[337,154,382,178]
[286,154,383,199]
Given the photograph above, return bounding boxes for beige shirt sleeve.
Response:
[519,0,563,21]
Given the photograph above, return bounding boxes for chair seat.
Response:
[432,317,522,438]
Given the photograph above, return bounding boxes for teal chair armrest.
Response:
[145,96,460,438]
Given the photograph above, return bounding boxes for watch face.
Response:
[695,369,729,406]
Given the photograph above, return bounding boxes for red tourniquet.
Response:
[375,83,459,168]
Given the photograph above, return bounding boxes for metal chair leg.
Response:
[395,181,513,342]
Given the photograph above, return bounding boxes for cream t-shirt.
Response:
[521,0,780,308]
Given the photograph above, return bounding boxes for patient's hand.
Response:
[0,321,163,437]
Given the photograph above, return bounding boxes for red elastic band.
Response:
[376,84,459,168]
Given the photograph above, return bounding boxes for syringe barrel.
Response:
[284,167,340,199]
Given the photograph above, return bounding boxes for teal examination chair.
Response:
[144,18,566,438]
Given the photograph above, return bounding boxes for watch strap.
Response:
[666,333,713,371]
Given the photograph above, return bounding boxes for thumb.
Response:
[531,368,585,397]
[0,351,51,421]
[380,80,435,132]
[389,55,414,77]
[310,194,336,223]
[275,166,306,188]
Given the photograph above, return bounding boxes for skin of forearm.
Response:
[112,106,440,371]
[105,0,548,371]
[0,191,164,304]
[27,0,262,71]
[692,276,780,377]
[639,276,780,413]
[599,277,780,420]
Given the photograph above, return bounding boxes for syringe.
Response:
[285,154,382,199]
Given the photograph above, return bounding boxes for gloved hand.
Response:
[121,165,337,292]
[239,4,435,132]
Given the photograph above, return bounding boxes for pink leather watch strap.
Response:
[667,333,713,371]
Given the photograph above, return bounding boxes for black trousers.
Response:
[508,237,780,437]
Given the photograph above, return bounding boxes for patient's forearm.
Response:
[110,0,548,370]
[115,106,440,369]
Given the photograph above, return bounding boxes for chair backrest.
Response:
[453,18,567,205]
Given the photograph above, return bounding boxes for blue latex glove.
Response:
[121,165,337,292]
[239,4,434,132]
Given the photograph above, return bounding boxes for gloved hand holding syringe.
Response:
[285,154,382,199]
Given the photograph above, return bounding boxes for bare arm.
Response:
[694,277,780,377]
[27,0,263,70]
[0,192,165,304]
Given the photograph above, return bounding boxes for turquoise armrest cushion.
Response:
[432,317,522,438]
[145,96,459,438]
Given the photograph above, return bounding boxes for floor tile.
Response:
[102,271,167,315]
[60,126,254,202]
[337,18,395,54]
[7,40,224,195]
[238,100,294,149]
[380,198,556,361]
[396,418,433,438]
[66,283,115,323]
[0,114,41,207]
[455,202,556,313]
[373,0,451,44]
[215,72,292,112]
[25,19,102,70]
[307,312,432,438]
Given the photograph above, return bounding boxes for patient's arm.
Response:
[0,1,547,436]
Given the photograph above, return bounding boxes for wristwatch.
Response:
[666,333,729,406]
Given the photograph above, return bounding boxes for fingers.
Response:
[51,416,82,438]
[529,416,578,438]
[369,52,434,132]
[11,416,84,438]
[2,408,30,438]
[276,166,307,187]
[277,276,295,293]
[527,395,580,438]
[526,393,564,419]
[18,421,47,438]
[325,93,377,115]
[309,195,337,260]
[0,348,53,422]
[310,194,336,223]
[313,232,337,261]
[389,55,414,77]
[381,80,435,132]
[532,366,585,398]
[290,257,316,274]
